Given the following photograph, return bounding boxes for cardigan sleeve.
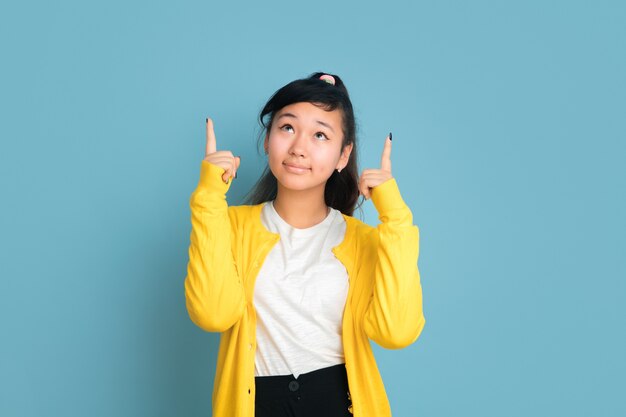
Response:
[184,160,246,333]
[363,178,426,349]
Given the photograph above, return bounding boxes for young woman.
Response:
[185,72,425,417]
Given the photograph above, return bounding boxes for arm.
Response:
[363,178,426,349]
[184,160,245,332]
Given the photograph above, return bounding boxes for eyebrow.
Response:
[276,112,335,133]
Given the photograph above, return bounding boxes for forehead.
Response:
[275,102,343,127]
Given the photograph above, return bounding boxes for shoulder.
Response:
[228,203,265,224]
[341,213,377,244]
[343,214,372,231]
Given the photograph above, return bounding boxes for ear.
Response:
[336,142,354,170]
[263,133,269,154]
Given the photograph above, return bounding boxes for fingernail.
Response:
[389,132,392,141]
[206,117,208,123]
[235,172,238,179]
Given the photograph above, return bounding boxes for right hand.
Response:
[203,117,241,183]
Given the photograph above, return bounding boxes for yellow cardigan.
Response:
[185,161,426,417]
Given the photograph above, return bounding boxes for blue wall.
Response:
[1,1,624,416]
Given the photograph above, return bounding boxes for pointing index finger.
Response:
[380,133,392,172]
[206,117,217,156]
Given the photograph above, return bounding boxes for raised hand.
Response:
[203,117,241,183]
[358,133,393,199]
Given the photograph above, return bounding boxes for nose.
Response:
[288,131,307,157]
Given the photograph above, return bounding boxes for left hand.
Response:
[358,134,393,200]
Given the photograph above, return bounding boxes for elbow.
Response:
[389,315,426,349]
[405,314,426,347]
[186,300,239,333]
[184,285,243,333]
[369,314,426,350]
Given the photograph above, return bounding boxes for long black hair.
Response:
[244,72,361,216]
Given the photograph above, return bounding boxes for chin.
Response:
[274,176,327,193]
[270,165,333,193]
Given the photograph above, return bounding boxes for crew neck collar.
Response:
[267,200,337,238]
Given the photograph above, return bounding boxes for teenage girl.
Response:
[184,72,425,417]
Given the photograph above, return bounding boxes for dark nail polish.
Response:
[206,117,208,123]
[389,132,393,141]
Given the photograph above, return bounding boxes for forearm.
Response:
[184,161,245,332]
[363,179,426,349]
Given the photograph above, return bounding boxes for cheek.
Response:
[266,141,287,171]
[266,135,284,157]
[267,151,281,171]
[313,147,342,172]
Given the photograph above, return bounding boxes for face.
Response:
[264,101,353,194]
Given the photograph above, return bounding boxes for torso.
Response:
[253,201,349,378]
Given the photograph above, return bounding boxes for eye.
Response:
[280,124,294,133]
[314,132,329,141]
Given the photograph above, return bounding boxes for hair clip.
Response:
[319,74,336,85]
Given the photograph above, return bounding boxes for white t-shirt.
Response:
[253,201,349,378]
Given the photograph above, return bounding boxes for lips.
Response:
[283,162,310,169]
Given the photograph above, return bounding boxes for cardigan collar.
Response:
[248,202,357,258]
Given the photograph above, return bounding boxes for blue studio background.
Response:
[1,0,624,416]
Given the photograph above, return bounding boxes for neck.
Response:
[273,185,329,229]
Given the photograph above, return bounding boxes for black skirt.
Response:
[255,363,353,417]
